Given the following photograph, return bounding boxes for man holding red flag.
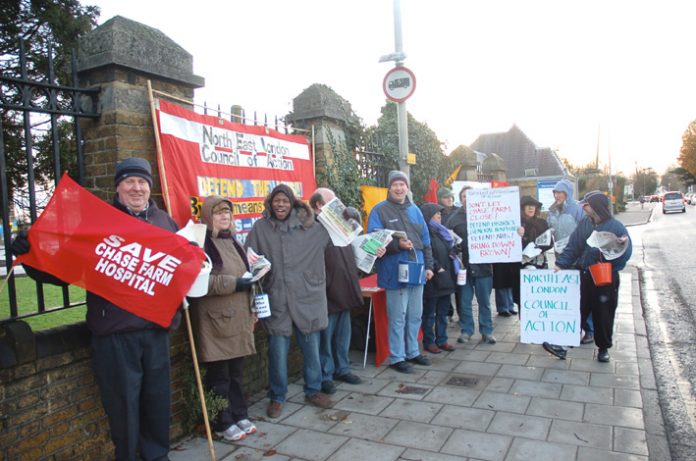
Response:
[11,158,197,461]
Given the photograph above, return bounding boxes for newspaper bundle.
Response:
[351,229,395,273]
[586,231,630,260]
[316,197,362,247]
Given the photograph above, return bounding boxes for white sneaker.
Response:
[215,424,246,441]
[236,419,257,435]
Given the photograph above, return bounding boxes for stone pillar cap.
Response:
[78,15,204,88]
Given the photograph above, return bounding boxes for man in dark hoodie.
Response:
[10,158,181,461]
[544,191,632,363]
[245,184,333,418]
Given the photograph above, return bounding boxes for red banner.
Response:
[16,174,205,328]
[155,99,316,242]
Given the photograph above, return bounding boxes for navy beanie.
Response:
[114,158,153,187]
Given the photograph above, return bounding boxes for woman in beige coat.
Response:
[189,196,257,442]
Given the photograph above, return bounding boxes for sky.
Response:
[88,0,696,177]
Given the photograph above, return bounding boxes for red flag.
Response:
[422,178,440,203]
[16,174,205,328]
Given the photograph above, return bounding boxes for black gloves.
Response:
[235,277,253,292]
[10,230,30,256]
[343,206,361,222]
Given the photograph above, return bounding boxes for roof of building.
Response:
[469,125,568,179]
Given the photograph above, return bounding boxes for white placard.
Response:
[467,186,522,263]
[520,269,581,346]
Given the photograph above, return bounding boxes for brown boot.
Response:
[266,400,283,419]
[304,392,333,409]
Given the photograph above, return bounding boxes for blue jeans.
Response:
[267,327,322,402]
[458,275,493,336]
[495,287,515,313]
[385,285,424,364]
[320,310,352,381]
[422,295,450,347]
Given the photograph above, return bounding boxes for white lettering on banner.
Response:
[159,111,310,161]
[92,235,182,296]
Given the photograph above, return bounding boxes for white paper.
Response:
[246,247,272,282]
[316,197,362,246]
[466,187,523,263]
[586,231,629,260]
[351,229,394,273]
[535,229,553,247]
[520,269,581,346]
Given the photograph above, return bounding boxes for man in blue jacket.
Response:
[368,170,434,373]
[545,191,632,363]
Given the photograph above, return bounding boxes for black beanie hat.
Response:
[114,158,153,187]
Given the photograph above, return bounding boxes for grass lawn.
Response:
[0,275,86,331]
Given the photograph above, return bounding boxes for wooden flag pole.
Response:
[183,299,216,461]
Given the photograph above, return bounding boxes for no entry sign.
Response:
[383,66,416,102]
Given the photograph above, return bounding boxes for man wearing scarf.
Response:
[368,171,434,373]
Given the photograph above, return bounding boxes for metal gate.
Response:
[0,39,99,323]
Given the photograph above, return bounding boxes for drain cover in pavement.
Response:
[447,375,484,387]
[395,383,429,395]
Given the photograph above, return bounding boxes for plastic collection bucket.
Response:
[253,293,271,318]
[589,262,612,286]
[398,249,424,286]
[187,255,212,297]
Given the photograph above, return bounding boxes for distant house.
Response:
[450,125,575,209]
[469,125,570,182]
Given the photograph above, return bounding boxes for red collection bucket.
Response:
[589,262,612,286]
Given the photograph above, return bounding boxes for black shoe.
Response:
[321,380,336,394]
[509,309,518,315]
[407,354,431,366]
[389,361,413,374]
[497,311,511,317]
[542,342,567,360]
[597,349,610,362]
[335,373,362,384]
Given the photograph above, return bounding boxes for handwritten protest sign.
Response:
[467,186,522,263]
[520,269,581,346]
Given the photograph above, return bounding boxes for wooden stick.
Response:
[147,80,173,215]
[183,300,216,461]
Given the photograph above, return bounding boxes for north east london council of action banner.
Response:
[155,99,316,242]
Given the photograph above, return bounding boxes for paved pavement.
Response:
[172,202,668,461]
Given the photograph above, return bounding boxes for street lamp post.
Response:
[380,0,409,180]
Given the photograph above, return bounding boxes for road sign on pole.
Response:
[383,66,416,103]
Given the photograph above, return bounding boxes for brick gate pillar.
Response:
[76,15,204,204]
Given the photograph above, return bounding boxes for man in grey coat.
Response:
[245,184,332,418]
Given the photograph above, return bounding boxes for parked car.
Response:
[662,191,686,213]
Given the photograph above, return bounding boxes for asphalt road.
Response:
[627,201,696,460]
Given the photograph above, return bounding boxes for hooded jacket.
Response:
[188,196,256,362]
[547,179,584,252]
[446,207,493,277]
[555,194,632,272]
[245,192,331,335]
[367,195,434,289]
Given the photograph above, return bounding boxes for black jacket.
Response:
[423,226,457,299]
[325,243,363,314]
